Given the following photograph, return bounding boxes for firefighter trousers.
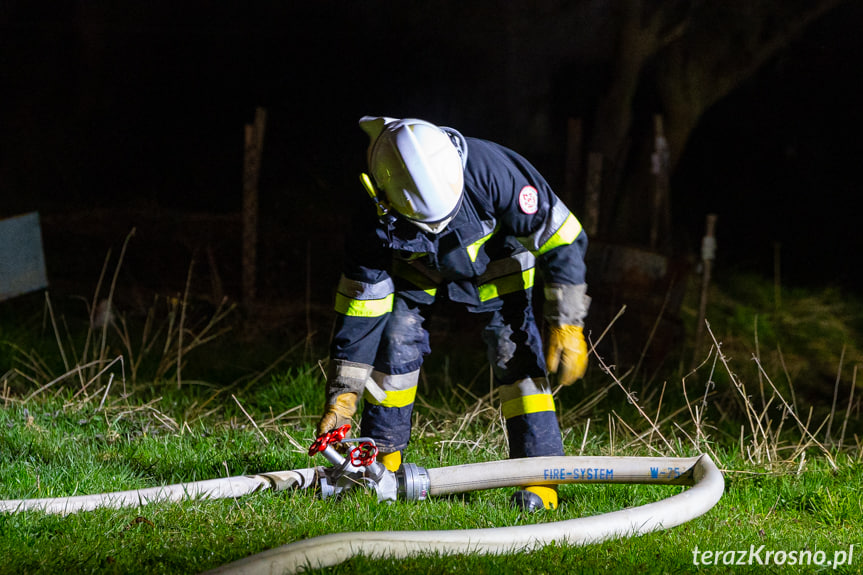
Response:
[360,289,565,458]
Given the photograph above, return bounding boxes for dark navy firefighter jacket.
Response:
[330,137,588,371]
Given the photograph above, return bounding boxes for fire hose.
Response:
[1,425,724,573]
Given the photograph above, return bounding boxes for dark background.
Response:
[2,1,862,308]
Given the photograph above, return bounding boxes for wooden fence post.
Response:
[693,213,718,367]
[650,114,671,251]
[242,107,266,306]
[584,152,603,237]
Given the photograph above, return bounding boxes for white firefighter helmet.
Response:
[359,116,467,234]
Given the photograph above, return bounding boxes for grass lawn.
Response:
[1,276,862,573]
[1,366,861,574]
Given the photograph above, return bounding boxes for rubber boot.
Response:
[379,451,402,472]
[511,485,558,511]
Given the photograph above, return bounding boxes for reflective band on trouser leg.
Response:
[361,370,420,453]
[364,385,417,408]
[499,377,555,418]
[334,292,394,317]
[334,275,395,317]
[363,371,419,408]
[501,393,556,419]
[499,377,564,458]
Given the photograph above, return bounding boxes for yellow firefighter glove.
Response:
[545,324,588,386]
[316,392,359,437]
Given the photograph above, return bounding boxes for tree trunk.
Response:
[596,0,842,246]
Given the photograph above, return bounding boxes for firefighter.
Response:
[316,116,590,511]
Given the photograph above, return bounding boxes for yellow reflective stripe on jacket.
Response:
[364,385,418,408]
[334,292,394,317]
[466,228,496,263]
[536,213,583,256]
[392,259,438,297]
[501,393,556,419]
[477,268,535,302]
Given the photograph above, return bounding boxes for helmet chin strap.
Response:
[359,172,391,218]
[409,214,454,235]
[405,191,464,235]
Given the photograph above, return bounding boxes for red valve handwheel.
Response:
[308,424,351,456]
[349,442,379,467]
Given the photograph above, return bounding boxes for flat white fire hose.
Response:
[203,454,723,574]
[0,469,314,515]
[1,455,723,573]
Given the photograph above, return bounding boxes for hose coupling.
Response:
[397,463,430,501]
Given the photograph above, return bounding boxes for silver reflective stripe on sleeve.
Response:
[517,198,582,255]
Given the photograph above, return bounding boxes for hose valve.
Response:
[308,425,398,502]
